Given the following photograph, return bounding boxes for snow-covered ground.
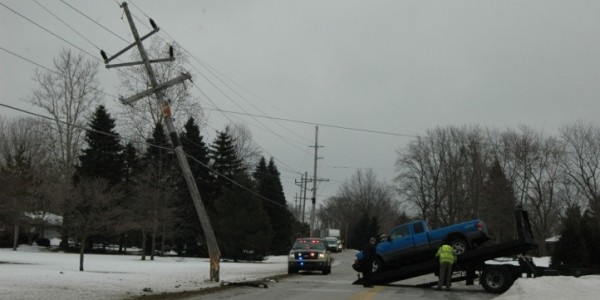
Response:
[0,245,286,299]
[1,245,599,299]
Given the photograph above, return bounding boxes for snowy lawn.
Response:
[0,245,286,299]
[1,245,599,299]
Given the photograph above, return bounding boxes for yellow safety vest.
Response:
[437,244,456,264]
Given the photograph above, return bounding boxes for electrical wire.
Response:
[0,1,101,62]
[59,0,130,45]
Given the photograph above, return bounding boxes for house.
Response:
[23,211,63,247]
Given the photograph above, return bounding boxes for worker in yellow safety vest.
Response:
[435,243,456,291]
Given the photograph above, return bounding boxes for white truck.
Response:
[320,228,340,238]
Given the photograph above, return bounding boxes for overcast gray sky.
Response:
[2,0,600,212]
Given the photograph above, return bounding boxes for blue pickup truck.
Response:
[354,218,489,273]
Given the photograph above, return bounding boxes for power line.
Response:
[0,44,120,100]
[34,0,102,51]
[0,1,101,63]
[200,107,422,138]
[59,0,130,44]
[0,45,56,74]
[190,81,303,176]
[1,1,149,93]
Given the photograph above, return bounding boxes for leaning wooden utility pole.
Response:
[101,2,221,281]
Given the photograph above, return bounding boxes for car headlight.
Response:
[319,253,325,258]
[289,252,295,259]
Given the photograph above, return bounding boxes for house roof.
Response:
[23,212,63,226]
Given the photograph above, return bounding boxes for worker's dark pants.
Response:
[362,264,373,286]
[438,261,452,289]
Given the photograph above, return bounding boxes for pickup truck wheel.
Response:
[481,265,513,294]
[372,258,384,273]
[288,265,298,274]
[449,238,469,255]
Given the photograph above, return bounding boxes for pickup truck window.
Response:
[390,225,409,240]
[413,222,425,234]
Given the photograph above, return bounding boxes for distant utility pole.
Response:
[303,171,309,223]
[309,126,328,236]
[100,2,221,282]
[295,172,311,223]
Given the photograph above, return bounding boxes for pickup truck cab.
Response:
[355,219,489,273]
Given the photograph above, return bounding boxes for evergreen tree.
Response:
[73,105,125,250]
[75,105,124,184]
[180,118,211,185]
[119,142,140,253]
[254,157,294,255]
[134,123,179,259]
[122,142,140,183]
[175,117,212,256]
[480,160,517,244]
[214,173,273,261]
[144,123,175,172]
[551,206,589,267]
[580,211,600,266]
[351,214,379,249]
[209,126,245,194]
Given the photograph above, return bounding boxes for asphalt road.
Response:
[183,250,497,300]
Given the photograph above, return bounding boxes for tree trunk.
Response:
[12,221,19,251]
[79,236,86,271]
[160,225,166,256]
[151,211,157,261]
[141,229,147,261]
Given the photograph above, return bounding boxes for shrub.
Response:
[35,238,51,247]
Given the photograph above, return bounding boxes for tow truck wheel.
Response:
[481,265,513,294]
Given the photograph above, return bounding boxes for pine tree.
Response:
[481,160,517,244]
[119,142,140,253]
[214,173,273,261]
[180,118,210,182]
[73,105,125,251]
[175,117,212,256]
[209,126,245,194]
[122,142,140,183]
[552,206,588,267]
[144,123,175,172]
[254,157,294,255]
[75,105,124,184]
[352,214,371,249]
[134,123,179,259]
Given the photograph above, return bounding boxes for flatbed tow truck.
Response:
[354,208,547,294]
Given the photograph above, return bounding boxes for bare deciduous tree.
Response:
[230,123,261,170]
[26,49,102,180]
[395,126,490,227]
[64,178,123,271]
[318,169,405,248]
[117,37,204,139]
[526,135,564,255]
[560,122,600,217]
[130,166,179,261]
[0,116,55,249]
